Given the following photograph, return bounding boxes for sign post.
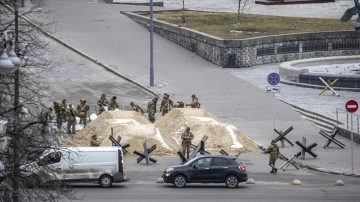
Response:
[345,100,358,171]
[267,73,280,138]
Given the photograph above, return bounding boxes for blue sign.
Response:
[267,72,280,85]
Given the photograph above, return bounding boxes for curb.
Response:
[259,146,360,177]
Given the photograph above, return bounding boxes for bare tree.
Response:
[237,0,252,22]
[0,0,75,201]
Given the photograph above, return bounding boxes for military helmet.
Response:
[192,94,196,98]
[271,139,276,144]
[102,93,106,97]
[62,98,67,102]
[91,134,97,139]
[186,126,190,131]
[130,101,134,106]
[113,96,117,100]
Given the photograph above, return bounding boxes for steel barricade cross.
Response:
[189,135,211,159]
[319,77,340,97]
[319,128,345,149]
[279,153,299,171]
[133,142,157,165]
[295,141,318,159]
[274,126,294,147]
[109,135,130,154]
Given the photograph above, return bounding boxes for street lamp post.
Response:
[149,0,154,86]
[0,29,21,202]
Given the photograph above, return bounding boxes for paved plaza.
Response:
[40,0,360,176]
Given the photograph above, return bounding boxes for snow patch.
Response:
[154,128,172,151]
[226,125,243,149]
[109,119,140,125]
[189,116,219,124]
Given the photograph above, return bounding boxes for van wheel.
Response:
[99,175,113,188]
[225,175,239,188]
[173,175,186,188]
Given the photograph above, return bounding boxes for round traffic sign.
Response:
[345,100,358,113]
[267,72,280,86]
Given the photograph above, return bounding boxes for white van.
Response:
[24,147,129,188]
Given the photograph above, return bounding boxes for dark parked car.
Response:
[162,155,247,188]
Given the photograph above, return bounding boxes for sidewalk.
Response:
[40,0,360,176]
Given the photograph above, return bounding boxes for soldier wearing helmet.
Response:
[97,93,108,115]
[187,94,201,108]
[265,140,279,174]
[66,104,76,134]
[108,96,120,110]
[147,97,158,123]
[160,93,173,116]
[181,126,194,159]
[130,101,144,115]
[59,98,68,124]
[78,99,90,126]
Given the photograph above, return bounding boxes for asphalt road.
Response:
[68,168,360,202]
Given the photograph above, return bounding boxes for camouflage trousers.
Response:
[182,142,191,159]
[67,120,76,134]
[148,112,155,123]
[269,154,277,169]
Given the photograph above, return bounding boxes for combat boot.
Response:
[270,169,274,173]
[274,168,278,174]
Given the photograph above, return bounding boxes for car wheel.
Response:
[225,175,239,188]
[173,175,187,188]
[99,175,113,188]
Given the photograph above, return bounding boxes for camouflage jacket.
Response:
[265,143,279,156]
[181,131,194,144]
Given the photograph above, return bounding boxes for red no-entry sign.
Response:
[345,100,358,113]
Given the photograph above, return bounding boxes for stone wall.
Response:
[335,126,360,145]
[123,11,360,68]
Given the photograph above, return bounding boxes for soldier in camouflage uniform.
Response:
[66,104,76,134]
[130,102,144,115]
[97,93,108,115]
[187,94,201,108]
[78,100,90,126]
[160,93,173,116]
[90,134,101,147]
[53,101,62,129]
[265,140,279,174]
[146,97,158,123]
[76,99,84,124]
[108,96,120,111]
[39,107,53,133]
[181,126,194,159]
[59,99,68,123]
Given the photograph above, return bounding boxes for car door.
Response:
[39,151,63,181]
[209,157,231,182]
[189,157,212,182]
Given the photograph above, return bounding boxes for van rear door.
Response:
[118,148,124,172]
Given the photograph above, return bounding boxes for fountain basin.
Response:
[279,56,360,89]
